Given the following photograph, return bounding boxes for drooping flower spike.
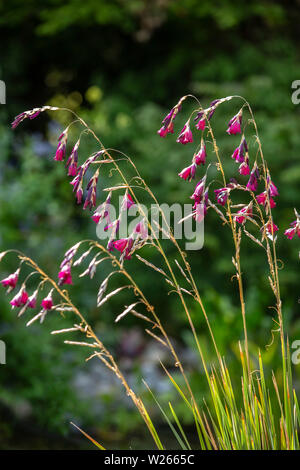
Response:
[178,163,197,182]
[226,111,242,135]
[246,163,260,192]
[1,268,20,292]
[157,98,183,137]
[11,108,41,129]
[176,121,193,145]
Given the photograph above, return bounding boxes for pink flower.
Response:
[194,189,209,223]
[11,112,27,129]
[70,167,84,204]
[123,193,135,210]
[11,108,41,129]
[41,292,53,311]
[191,177,206,204]
[232,138,248,163]
[176,121,193,145]
[58,265,73,285]
[66,140,79,176]
[214,187,230,206]
[27,293,37,309]
[10,288,28,308]
[134,220,148,239]
[246,164,260,192]
[284,219,300,240]
[158,122,174,137]
[262,221,279,240]
[54,131,68,161]
[157,104,181,137]
[195,118,206,131]
[257,192,276,209]
[83,170,99,210]
[178,164,197,182]
[194,143,206,166]
[268,180,279,197]
[1,269,19,291]
[112,238,134,260]
[235,203,252,224]
[92,193,112,224]
[226,113,242,135]
[239,159,250,175]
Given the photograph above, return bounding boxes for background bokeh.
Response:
[0,0,300,449]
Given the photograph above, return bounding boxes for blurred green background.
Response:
[0,0,300,449]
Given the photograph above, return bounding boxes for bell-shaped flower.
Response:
[214,187,230,206]
[178,163,197,182]
[66,140,79,176]
[10,287,28,308]
[1,268,20,292]
[176,121,193,145]
[194,142,206,166]
[58,265,73,285]
[246,163,260,192]
[226,112,242,135]
[54,130,68,161]
[234,203,253,224]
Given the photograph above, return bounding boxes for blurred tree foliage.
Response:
[1,0,300,447]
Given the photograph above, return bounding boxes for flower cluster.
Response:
[157,96,284,243]
[1,268,53,322]
[284,210,300,240]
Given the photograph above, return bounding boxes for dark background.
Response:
[0,0,300,449]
